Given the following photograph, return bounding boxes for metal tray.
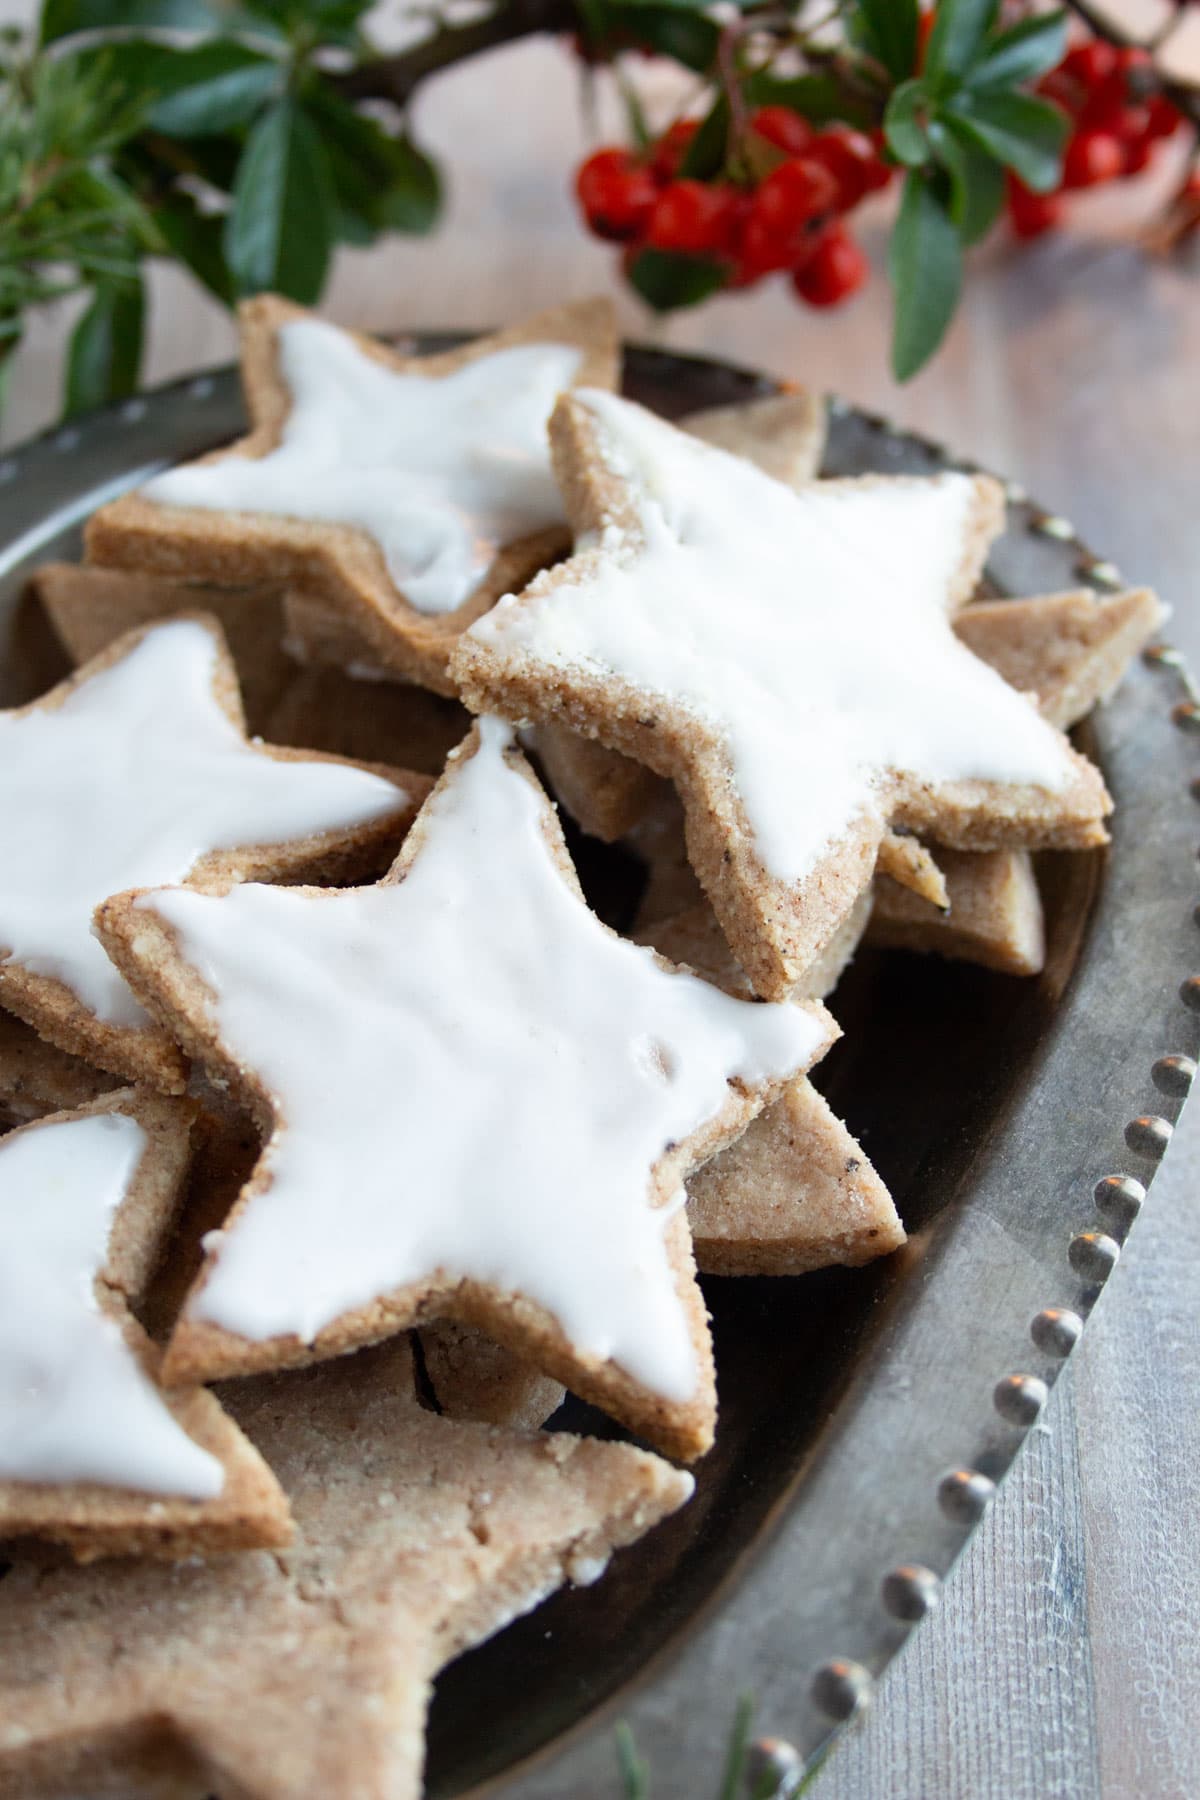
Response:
[0,343,1195,1798]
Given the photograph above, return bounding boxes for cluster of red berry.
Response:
[575,107,892,309]
[1008,40,1183,238]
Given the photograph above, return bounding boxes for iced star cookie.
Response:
[86,297,619,694]
[279,388,828,845]
[0,1090,290,1562]
[0,615,429,1093]
[453,390,1114,999]
[98,720,836,1461]
[0,1338,691,1800]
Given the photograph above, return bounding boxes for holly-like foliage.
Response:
[0,0,1192,417]
[2,0,441,416]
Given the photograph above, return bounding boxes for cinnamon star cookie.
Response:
[452,390,1113,998]
[0,1090,290,1562]
[98,720,835,1461]
[0,1337,691,1800]
[86,296,619,694]
[0,615,427,1093]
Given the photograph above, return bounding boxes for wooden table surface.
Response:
[4,20,1199,1798]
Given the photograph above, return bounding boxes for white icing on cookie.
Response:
[0,619,406,1028]
[0,1111,223,1497]
[141,322,583,616]
[141,720,823,1402]
[468,390,1077,884]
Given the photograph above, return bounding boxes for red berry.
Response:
[1062,40,1118,87]
[756,156,839,229]
[575,148,658,241]
[1062,129,1124,189]
[728,212,783,286]
[1121,134,1154,175]
[652,120,699,181]
[790,225,868,307]
[646,179,737,256]
[1113,103,1152,142]
[749,104,813,158]
[1006,176,1064,239]
[1115,46,1153,79]
[1145,93,1181,140]
[807,126,888,210]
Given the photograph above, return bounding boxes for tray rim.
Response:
[0,345,1195,1798]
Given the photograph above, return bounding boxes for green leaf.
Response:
[609,3,719,72]
[883,79,932,166]
[40,0,224,43]
[370,138,440,234]
[153,190,234,303]
[742,70,875,129]
[679,95,729,181]
[144,42,281,137]
[301,87,441,236]
[854,0,919,82]
[966,9,1068,92]
[923,0,999,88]
[224,99,334,302]
[626,248,726,312]
[65,275,145,415]
[929,119,1005,244]
[614,1723,650,1800]
[888,171,963,381]
[716,1695,755,1800]
[944,90,1068,192]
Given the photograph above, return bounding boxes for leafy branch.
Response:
[0,0,1194,420]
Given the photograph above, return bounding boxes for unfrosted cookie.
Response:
[0,1090,290,1562]
[868,847,1046,976]
[0,1337,691,1800]
[263,662,471,776]
[98,720,836,1461]
[32,562,293,734]
[453,390,1113,999]
[87,296,619,695]
[955,586,1165,729]
[0,615,429,1093]
[0,1009,118,1129]
[688,1076,905,1277]
[419,1319,566,1430]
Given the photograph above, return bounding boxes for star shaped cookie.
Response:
[0,1089,290,1562]
[628,581,1161,979]
[0,1337,691,1799]
[452,390,1113,998]
[97,720,834,1461]
[0,615,428,1092]
[86,297,619,694]
[269,386,828,844]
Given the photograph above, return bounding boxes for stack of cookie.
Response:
[0,296,1162,1799]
